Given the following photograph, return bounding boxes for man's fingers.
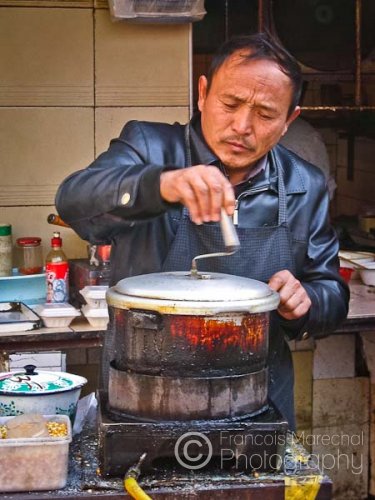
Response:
[278,287,306,312]
[277,278,302,305]
[193,166,234,221]
[182,184,202,224]
[268,270,291,291]
[160,165,235,224]
[279,301,310,321]
[223,183,236,216]
[189,176,211,223]
[209,178,225,222]
[268,270,312,320]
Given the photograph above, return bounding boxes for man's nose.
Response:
[232,108,252,135]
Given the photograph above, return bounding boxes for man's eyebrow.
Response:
[221,93,246,103]
[256,103,278,113]
[221,94,278,113]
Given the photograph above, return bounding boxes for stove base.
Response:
[98,392,288,477]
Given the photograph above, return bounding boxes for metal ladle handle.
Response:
[219,207,240,252]
[190,208,240,277]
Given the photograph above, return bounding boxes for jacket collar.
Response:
[189,114,217,166]
[270,146,307,195]
[189,114,307,196]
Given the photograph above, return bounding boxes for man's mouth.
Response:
[226,140,254,152]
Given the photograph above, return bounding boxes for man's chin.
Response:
[220,155,257,170]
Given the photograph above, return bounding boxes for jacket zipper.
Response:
[233,185,270,226]
[233,199,239,226]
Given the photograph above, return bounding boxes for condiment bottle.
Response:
[16,237,43,275]
[0,223,12,277]
[45,232,69,303]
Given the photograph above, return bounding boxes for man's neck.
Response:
[226,169,251,186]
[222,156,268,186]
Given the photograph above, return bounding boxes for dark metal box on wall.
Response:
[68,259,110,308]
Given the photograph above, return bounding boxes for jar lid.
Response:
[0,224,11,236]
[0,365,87,395]
[16,237,42,246]
[107,271,280,315]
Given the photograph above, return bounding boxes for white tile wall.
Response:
[9,351,66,372]
[313,335,355,379]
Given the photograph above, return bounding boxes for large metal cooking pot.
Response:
[106,271,279,421]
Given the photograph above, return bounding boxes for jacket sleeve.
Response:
[55,121,178,243]
[281,175,350,340]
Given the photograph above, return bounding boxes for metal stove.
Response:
[98,391,288,477]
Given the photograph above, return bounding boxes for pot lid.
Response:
[115,271,273,301]
[0,365,87,395]
[107,271,279,315]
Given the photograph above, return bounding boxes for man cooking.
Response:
[56,33,349,430]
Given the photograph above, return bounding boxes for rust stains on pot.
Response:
[167,314,268,352]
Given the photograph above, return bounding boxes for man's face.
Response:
[198,51,300,175]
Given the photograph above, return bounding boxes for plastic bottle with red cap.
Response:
[45,232,69,303]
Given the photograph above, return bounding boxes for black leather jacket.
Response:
[56,118,349,342]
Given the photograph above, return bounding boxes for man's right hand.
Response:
[160,165,235,225]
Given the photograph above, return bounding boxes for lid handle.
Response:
[24,365,38,376]
[190,209,240,277]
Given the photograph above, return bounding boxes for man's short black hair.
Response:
[207,32,303,118]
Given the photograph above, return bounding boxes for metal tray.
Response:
[0,302,42,333]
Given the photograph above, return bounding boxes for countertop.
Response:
[0,281,374,352]
[0,426,332,499]
[334,280,375,333]
[345,280,375,319]
[0,282,370,498]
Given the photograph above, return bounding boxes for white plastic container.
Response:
[79,285,108,308]
[82,304,109,329]
[339,251,374,279]
[0,414,72,492]
[359,262,375,286]
[33,302,80,327]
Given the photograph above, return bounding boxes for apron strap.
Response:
[277,165,287,226]
[270,149,288,226]
[184,124,192,167]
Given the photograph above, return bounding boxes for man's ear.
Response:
[282,106,300,136]
[197,75,208,112]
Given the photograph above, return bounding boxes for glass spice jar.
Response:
[16,237,43,275]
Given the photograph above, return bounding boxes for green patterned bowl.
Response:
[0,365,87,423]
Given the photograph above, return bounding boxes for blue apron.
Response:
[161,125,297,429]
